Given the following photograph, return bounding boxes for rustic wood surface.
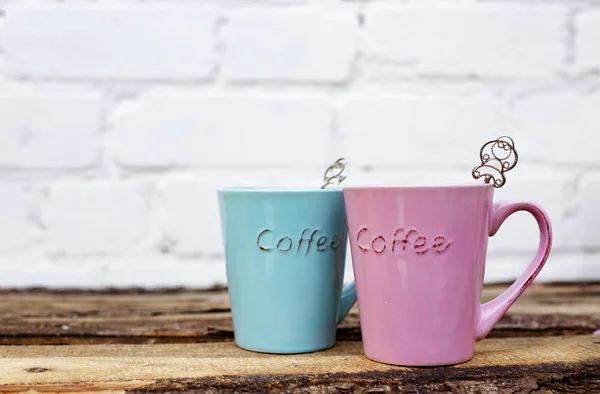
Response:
[1,335,598,393]
[0,283,598,345]
[0,283,598,393]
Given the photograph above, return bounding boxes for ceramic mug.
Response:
[218,188,357,354]
[344,185,552,366]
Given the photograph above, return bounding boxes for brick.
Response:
[0,93,101,169]
[339,96,504,166]
[222,9,358,82]
[0,255,228,288]
[574,10,600,71]
[487,165,578,255]
[0,184,39,252]
[0,254,108,288]
[44,182,149,255]
[365,4,566,76]
[162,180,225,256]
[485,254,599,283]
[0,3,216,80]
[112,93,331,167]
[100,258,227,288]
[573,174,600,248]
[513,91,600,164]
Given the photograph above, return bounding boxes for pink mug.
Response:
[343,185,552,366]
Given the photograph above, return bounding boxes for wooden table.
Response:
[0,283,598,393]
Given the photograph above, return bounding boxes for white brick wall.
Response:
[0,92,102,168]
[339,96,505,166]
[112,93,332,167]
[0,3,217,80]
[42,181,151,255]
[365,3,566,77]
[0,184,39,252]
[513,91,600,165]
[575,9,600,71]
[0,0,598,288]
[222,9,358,82]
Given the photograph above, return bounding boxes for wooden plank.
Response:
[0,284,597,345]
[0,288,230,317]
[3,283,597,318]
[0,335,598,393]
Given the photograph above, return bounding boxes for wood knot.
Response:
[25,367,51,373]
[334,382,355,391]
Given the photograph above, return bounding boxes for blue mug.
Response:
[218,188,356,354]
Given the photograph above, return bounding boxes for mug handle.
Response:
[475,201,552,340]
[337,282,357,324]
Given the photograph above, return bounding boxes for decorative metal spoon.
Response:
[322,158,349,189]
[472,136,518,188]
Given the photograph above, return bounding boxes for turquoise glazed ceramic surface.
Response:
[218,188,356,354]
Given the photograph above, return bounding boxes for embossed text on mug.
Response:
[356,227,452,255]
[257,228,342,255]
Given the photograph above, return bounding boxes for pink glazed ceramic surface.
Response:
[343,185,552,366]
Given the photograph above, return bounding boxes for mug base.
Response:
[235,341,335,355]
[364,353,473,367]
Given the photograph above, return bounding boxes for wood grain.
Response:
[0,335,598,393]
[0,283,598,392]
[0,283,597,345]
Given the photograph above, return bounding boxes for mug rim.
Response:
[218,187,343,193]
[343,183,494,191]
